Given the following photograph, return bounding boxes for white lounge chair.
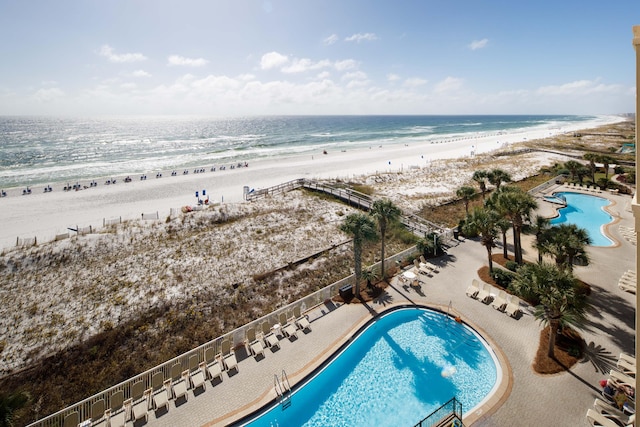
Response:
[619,352,636,367]
[107,391,127,427]
[505,295,521,318]
[593,398,633,424]
[170,363,189,402]
[262,321,280,349]
[63,412,79,427]
[466,279,480,298]
[220,339,239,372]
[491,290,508,311]
[130,380,150,423]
[187,353,207,391]
[587,408,634,427]
[151,372,171,411]
[609,369,635,390]
[279,312,299,339]
[475,283,492,303]
[617,358,636,377]
[204,348,223,383]
[619,279,636,294]
[413,259,431,276]
[246,327,266,358]
[293,306,311,331]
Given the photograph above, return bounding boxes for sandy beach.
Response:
[0,116,623,251]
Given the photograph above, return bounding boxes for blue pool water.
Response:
[550,192,613,247]
[239,308,499,427]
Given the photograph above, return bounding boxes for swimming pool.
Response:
[237,307,499,427]
[550,192,614,247]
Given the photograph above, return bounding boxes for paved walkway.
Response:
[130,185,635,427]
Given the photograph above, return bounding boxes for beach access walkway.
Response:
[138,186,635,427]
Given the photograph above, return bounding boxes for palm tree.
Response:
[361,268,379,290]
[564,160,583,183]
[583,152,599,183]
[511,263,587,358]
[0,391,29,427]
[487,168,512,191]
[462,207,501,273]
[490,187,538,265]
[456,186,476,215]
[340,213,378,297]
[531,215,551,263]
[417,232,444,258]
[496,215,511,259]
[539,224,591,272]
[600,155,614,181]
[369,199,402,281]
[472,170,488,199]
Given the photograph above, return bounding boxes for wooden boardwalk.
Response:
[244,178,453,241]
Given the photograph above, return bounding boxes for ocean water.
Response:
[0,115,595,188]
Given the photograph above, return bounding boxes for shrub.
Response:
[491,269,515,289]
[504,260,518,272]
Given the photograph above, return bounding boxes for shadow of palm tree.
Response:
[580,341,618,374]
[373,291,394,307]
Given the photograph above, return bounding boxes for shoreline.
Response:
[0,115,626,250]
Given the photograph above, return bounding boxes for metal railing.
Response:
[25,244,420,427]
[413,397,463,427]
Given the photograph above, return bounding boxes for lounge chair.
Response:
[619,353,636,367]
[246,327,266,358]
[107,390,127,427]
[130,380,150,423]
[586,408,634,427]
[617,358,636,377]
[262,321,280,349]
[170,365,190,402]
[413,259,431,276]
[491,290,508,311]
[609,369,635,390]
[593,398,633,423]
[63,411,79,427]
[220,339,239,372]
[475,283,492,303]
[151,372,170,411]
[204,348,223,382]
[619,280,636,294]
[466,279,480,298]
[279,312,299,339]
[505,295,521,318]
[426,261,439,272]
[88,399,106,427]
[293,306,311,331]
[188,354,207,391]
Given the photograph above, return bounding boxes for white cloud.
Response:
[282,58,331,73]
[345,33,378,43]
[131,70,151,78]
[33,87,65,103]
[403,77,427,87]
[334,59,358,71]
[99,44,147,63]
[536,79,623,96]
[434,76,464,93]
[317,71,331,79]
[468,38,489,50]
[167,55,209,67]
[260,52,289,70]
[387,74,401,82]
[323,34,339,45]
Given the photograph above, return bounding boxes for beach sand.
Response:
[0,116,622,251]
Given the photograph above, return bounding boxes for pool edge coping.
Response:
[210,301,513,427]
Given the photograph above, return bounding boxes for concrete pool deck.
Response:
[141,186,635,426]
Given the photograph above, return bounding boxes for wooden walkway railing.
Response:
[245,178,451,240]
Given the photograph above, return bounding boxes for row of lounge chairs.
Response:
[466,279,521,318]
[619,270,636,294]
[587,354,636,426]
[245,307,312,359]
[412,257,439,277]
[63,307,312,427]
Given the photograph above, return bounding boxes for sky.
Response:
[0,0,638,116]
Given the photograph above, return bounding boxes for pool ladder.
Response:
[274,370,292,409]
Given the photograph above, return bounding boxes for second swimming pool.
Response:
[550,191,614,247]
[237,307,499,427]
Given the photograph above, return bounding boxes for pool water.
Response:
[239,308,499,427]
[550,192,613,247]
